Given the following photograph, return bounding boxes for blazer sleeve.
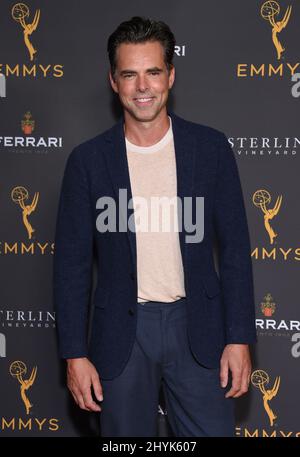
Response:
[53,146,94,359]
[213,133,257,345]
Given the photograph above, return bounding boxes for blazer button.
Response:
[128,308,134,316]
[130,272,135,280]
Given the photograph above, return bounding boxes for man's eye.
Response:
[150,72,159,76]
[124,74,134,79]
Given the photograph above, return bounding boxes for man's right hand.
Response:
[66,357,103,412]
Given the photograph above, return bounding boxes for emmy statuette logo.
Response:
[11,186,39,239]
[251,370,281,426]
[261,1,292,60]
[12,3,40,61]
[252,189,282,245]
[10,360,37,415]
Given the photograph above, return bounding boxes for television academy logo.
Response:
[0,359,59,432]
[12,3,40,61]
[0,185,54,256]
[0,3,64,78]
[260,1,292,61]
[235,370,298,437]
[252,190,282,245]
[11,186,39,240]
[236,1,298,78]
[10,360,37,415]
[0,111,63,152]
[251,369,280,427]
[250,189,300,261]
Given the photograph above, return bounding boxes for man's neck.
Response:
[124,109,170,147]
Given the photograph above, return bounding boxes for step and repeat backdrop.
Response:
[0,0,299,437]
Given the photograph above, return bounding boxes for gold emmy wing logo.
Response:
[260,1,292,60]
[12,3,40,61]
[252,189,282,245]
[251,370,281,426]
[10,360,37,415]
[21,111,35,135]
[11,186,39,239]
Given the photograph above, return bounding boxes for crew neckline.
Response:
[125,116,173,154]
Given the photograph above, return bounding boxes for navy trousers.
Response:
[99,298,235,437]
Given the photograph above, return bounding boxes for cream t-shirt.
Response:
[125,117,186,303]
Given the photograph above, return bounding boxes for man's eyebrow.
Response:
[119,67,164,75]
[119,69,136,75]
[146,67,163,72]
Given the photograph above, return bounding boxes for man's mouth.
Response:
[133,97,155,105]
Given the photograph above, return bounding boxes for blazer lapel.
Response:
[102,111,196,274]
[170,111,196,266]
[103,115,137,273]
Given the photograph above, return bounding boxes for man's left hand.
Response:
[220,344,252,398]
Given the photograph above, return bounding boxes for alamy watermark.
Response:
[291,73,300,98]
[96,189,204,243]
[291,333,300,358]
[0,74,6,98]
[0,333,6,357]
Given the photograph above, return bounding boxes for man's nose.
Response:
[136,75,148,92]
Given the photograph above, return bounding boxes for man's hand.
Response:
[220,344,251,398]
[66,357,103,411]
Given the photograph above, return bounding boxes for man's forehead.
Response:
[116,41,164,61]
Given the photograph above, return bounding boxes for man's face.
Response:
[109,41,175,122]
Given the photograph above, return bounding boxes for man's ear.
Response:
[168,65,175,89]
[109,70,118,94]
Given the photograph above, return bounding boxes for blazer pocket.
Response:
[201,274,221,298]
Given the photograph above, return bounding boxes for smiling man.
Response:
[53,16,257,437]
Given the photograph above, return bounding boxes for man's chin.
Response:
[127,107,163,123]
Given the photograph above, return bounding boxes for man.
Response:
[53,16,257,437]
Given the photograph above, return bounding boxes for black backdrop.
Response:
[0,0,299,437]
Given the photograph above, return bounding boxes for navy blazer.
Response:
[53,111,257,380]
